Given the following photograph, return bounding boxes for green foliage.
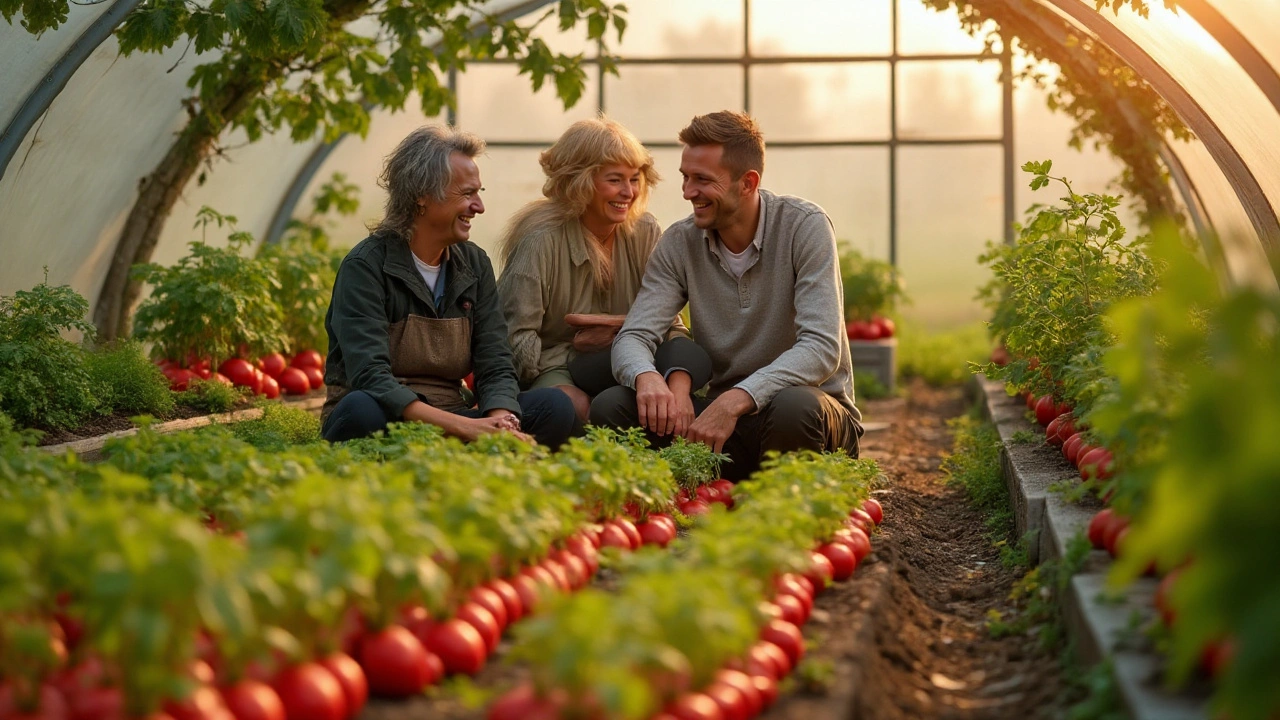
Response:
[941,416,1014,544]
[897,321,990,386]
[852,370,891,400]
[85,341,176,418]
[985,532,1090,647]
[174,378,244,414]
[258,174,355,355]
[976,162,1158,419]
[224,403,320,450]
[657,436,727,491]
[132,208,287,365]
[1091,230,1280,720]
[838,245,907,321]
[1064,658,1127,720]
[0,278,99,430]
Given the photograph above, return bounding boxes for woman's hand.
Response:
[454,415,532,443]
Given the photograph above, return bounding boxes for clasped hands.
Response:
[634,371,753,454]
[564,312,624,353]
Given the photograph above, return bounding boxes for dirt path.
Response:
[766,379,1071,720]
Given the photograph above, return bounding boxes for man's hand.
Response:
[571,324,619,353]
[635,371,680,436]
[485,408,522,433]
[667,370,695,438]
[684,388,755,454]
[456,415,532,443]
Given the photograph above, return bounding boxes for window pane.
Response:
[750,0,891,56]
[472,148,549,261]
[897,59,1002,139]
[751,63,891,141]
[606,65,744,144]
[897,0,997,55]
[768,148,891,262]
[896,146,1003,329]
[645,147,694,231]
[518,11,599,57]
[612,0,743,57]
[1212,0,1280,84]
[456,63,599,141]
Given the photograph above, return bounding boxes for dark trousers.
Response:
[567,336,714,396]
[321,388,580,448]
[589,384,862,481]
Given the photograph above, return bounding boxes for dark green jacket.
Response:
[323,232,522,420]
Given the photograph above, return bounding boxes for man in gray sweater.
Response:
[589,111,863,480]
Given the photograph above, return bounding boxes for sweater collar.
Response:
[703,189,770,253]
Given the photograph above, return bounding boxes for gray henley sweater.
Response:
[612,189,859,419]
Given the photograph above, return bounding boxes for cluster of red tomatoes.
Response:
[845,316,896,341]
[157,351,325,398]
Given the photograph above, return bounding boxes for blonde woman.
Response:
[497,118,709,424]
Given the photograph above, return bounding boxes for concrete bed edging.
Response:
[39,396,326,462]
[972,375,1210,720]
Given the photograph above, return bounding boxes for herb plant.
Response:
[838,246,907,321]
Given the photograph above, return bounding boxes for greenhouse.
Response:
[1,0,1277,718]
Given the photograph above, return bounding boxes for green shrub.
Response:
[86,341,175,417]
[226,403,320,451]
[132,207,287,366]
[174,378,243,414]
[839,245,908,321]
[852,370,892,400]
[0,279,100,429]
[897,321,989,386]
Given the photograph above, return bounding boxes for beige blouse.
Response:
[497,213,686,386]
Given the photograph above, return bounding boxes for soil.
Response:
[360,379,1074,720]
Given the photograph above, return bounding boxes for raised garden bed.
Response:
[974,374,1210,720]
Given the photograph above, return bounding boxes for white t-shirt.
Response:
[412,253,442,295]
[718,240,758,279]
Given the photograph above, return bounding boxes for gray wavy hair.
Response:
[371,125,486,242]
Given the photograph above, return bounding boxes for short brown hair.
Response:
[677,111,765,179]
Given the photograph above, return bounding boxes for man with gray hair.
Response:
[320,125,579,447]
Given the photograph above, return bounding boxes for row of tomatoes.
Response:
[1023,392,1235,681]
[487,497,886,720]
[845,317,896,342]
[157,351,325,398]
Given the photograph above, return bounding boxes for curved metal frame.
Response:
[0,0,145,183]
[1038,0,1279,253]
[1177,0,1280,117]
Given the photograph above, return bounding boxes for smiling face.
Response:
[581,163,641,235]
[680,144,743,231]
[420,152,485,247]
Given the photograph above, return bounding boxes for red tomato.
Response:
[217,359,259,392]
[703,682,748,720]
[1103,514,1130,557]
[598,522,633,550]
[848,508,874,533]
[805,551,834,591]
[839,527,872,562]
[874,316,896,338]
[291,350,324,371]
[456,603,501,654]
[760,619,805,667]
[564,535,600,575]
[189,660,216,686]
[818,542,857,581]
[520,564,559,592]
[0,683,69,720]
[276,367,311,396]
[751,674,778,708]
[358,626,436,698]
[608,518,642,549]
[485,579,523,624]
[665,693,724,720]
[772,592,808,625]
[419,619,486,676]
[553,551,590,590]
[256,353,287,379]
[67,684,120,720]
[1063,433,1085,466]
[1199,638,1234,678]
[272,663,346,720]
[219,681,285,720]
[1087,509,1113,549]
[861,498,883,525]
[486,684,564,720]
[1033,395,1060,427]
[462,373,475,393]
[510,574,542,616]
[164,367,199,391]
[1078,447,1114,481]
[316,653,366,718]
[260,374,281,400]
[1054,416,1078,445]
[990,345,1011,366]
[163,685,230,720]
[636,519,675,547]
[745,641,790,679]
[1045,415,1067,447]
[467,586,509,630]
[300,366,324,390]
[209,372,234,387]
[648,513,678,535]
[714,670,762,717]
[677,499,712,517]
[782,572,814,599]
[773,578,813,618]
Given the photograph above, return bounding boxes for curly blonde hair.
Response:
[498,118,659,288]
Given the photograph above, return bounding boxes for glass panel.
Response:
[1077,1,1280,248]
[611,0,743,57]
[897,0,998,55]
[767,148,891,262]
[606,65,744,144]
[0,4,105,130]
[456,63,600,141]
[896,59,1002,139]
[516,10,599,57]
[750,0,891,56]
[1210,0,1280,84]
[896,146,1003,329]
[751,63,891,141]
[645,147,696,232]
[1012,58,1142,232]
[472,147,549,261]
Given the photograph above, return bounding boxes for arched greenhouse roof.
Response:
[2,0,1278,331]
